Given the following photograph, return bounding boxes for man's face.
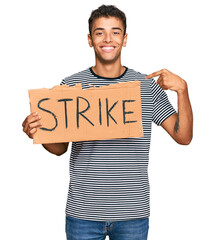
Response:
[88,17,128,64]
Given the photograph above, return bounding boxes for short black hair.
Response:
[88,5,127,36]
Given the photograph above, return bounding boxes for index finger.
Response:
[145,70,163,79]
[22,112,38,127]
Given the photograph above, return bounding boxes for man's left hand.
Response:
[145,68,187,94]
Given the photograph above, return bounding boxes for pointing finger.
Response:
[145,70,163,79]
[156,75,163,84]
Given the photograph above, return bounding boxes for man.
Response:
[22,5,193,240]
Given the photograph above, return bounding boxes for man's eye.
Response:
[96,32,103,36]
[113,32,120,35]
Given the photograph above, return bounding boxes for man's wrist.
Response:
[176,79,188,95]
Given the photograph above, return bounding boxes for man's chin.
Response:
[95,49,121,61]
[96,55,121,65]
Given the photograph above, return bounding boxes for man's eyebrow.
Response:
[93,28,104,33]
[93,27,123,33]
[112,27,122,31]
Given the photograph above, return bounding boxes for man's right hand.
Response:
[22,112,69,156]
[22,112,42,139]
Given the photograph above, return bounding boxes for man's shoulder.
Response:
[62,68,90,85]
[127,68,152,83]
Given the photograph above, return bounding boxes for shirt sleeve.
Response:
[151,79,176,126]
[60,79,66,85]
[60,77,75,86]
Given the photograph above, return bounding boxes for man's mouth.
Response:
[101,46,115,53]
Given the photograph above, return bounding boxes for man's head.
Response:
[88,5,127,37]
[88,5,128,65]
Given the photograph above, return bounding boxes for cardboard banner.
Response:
[28,81,144,144]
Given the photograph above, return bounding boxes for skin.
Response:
[88,17,128,78]
[145,69,193,145]
[22,112,69,155]
[22,16,193,156]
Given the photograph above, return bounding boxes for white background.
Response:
[0,0,215,239]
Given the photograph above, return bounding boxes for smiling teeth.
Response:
[102,47,114,49]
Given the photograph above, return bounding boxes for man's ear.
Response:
[88,34,93,47]
[123,33,128,47]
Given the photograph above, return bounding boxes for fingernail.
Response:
[33,112,38,116]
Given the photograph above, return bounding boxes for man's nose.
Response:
[104,33,112,42]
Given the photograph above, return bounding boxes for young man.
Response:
[22,5,193,240]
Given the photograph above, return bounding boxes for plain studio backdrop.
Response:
[0,0,215,239]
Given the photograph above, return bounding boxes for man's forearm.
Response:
[42,142,69,156]
[174,83,193,144]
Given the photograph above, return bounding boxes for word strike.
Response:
[38,97,137,131]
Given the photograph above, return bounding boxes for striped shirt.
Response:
[61,67,176,221]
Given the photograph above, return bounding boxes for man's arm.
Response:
[161,84,193,145]
[22,112,69,155]
[146,68,193,145]
[42,142,69,156]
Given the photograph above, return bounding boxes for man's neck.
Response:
[92,62,125,78]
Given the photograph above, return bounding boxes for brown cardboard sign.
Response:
[28,81,144,144]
